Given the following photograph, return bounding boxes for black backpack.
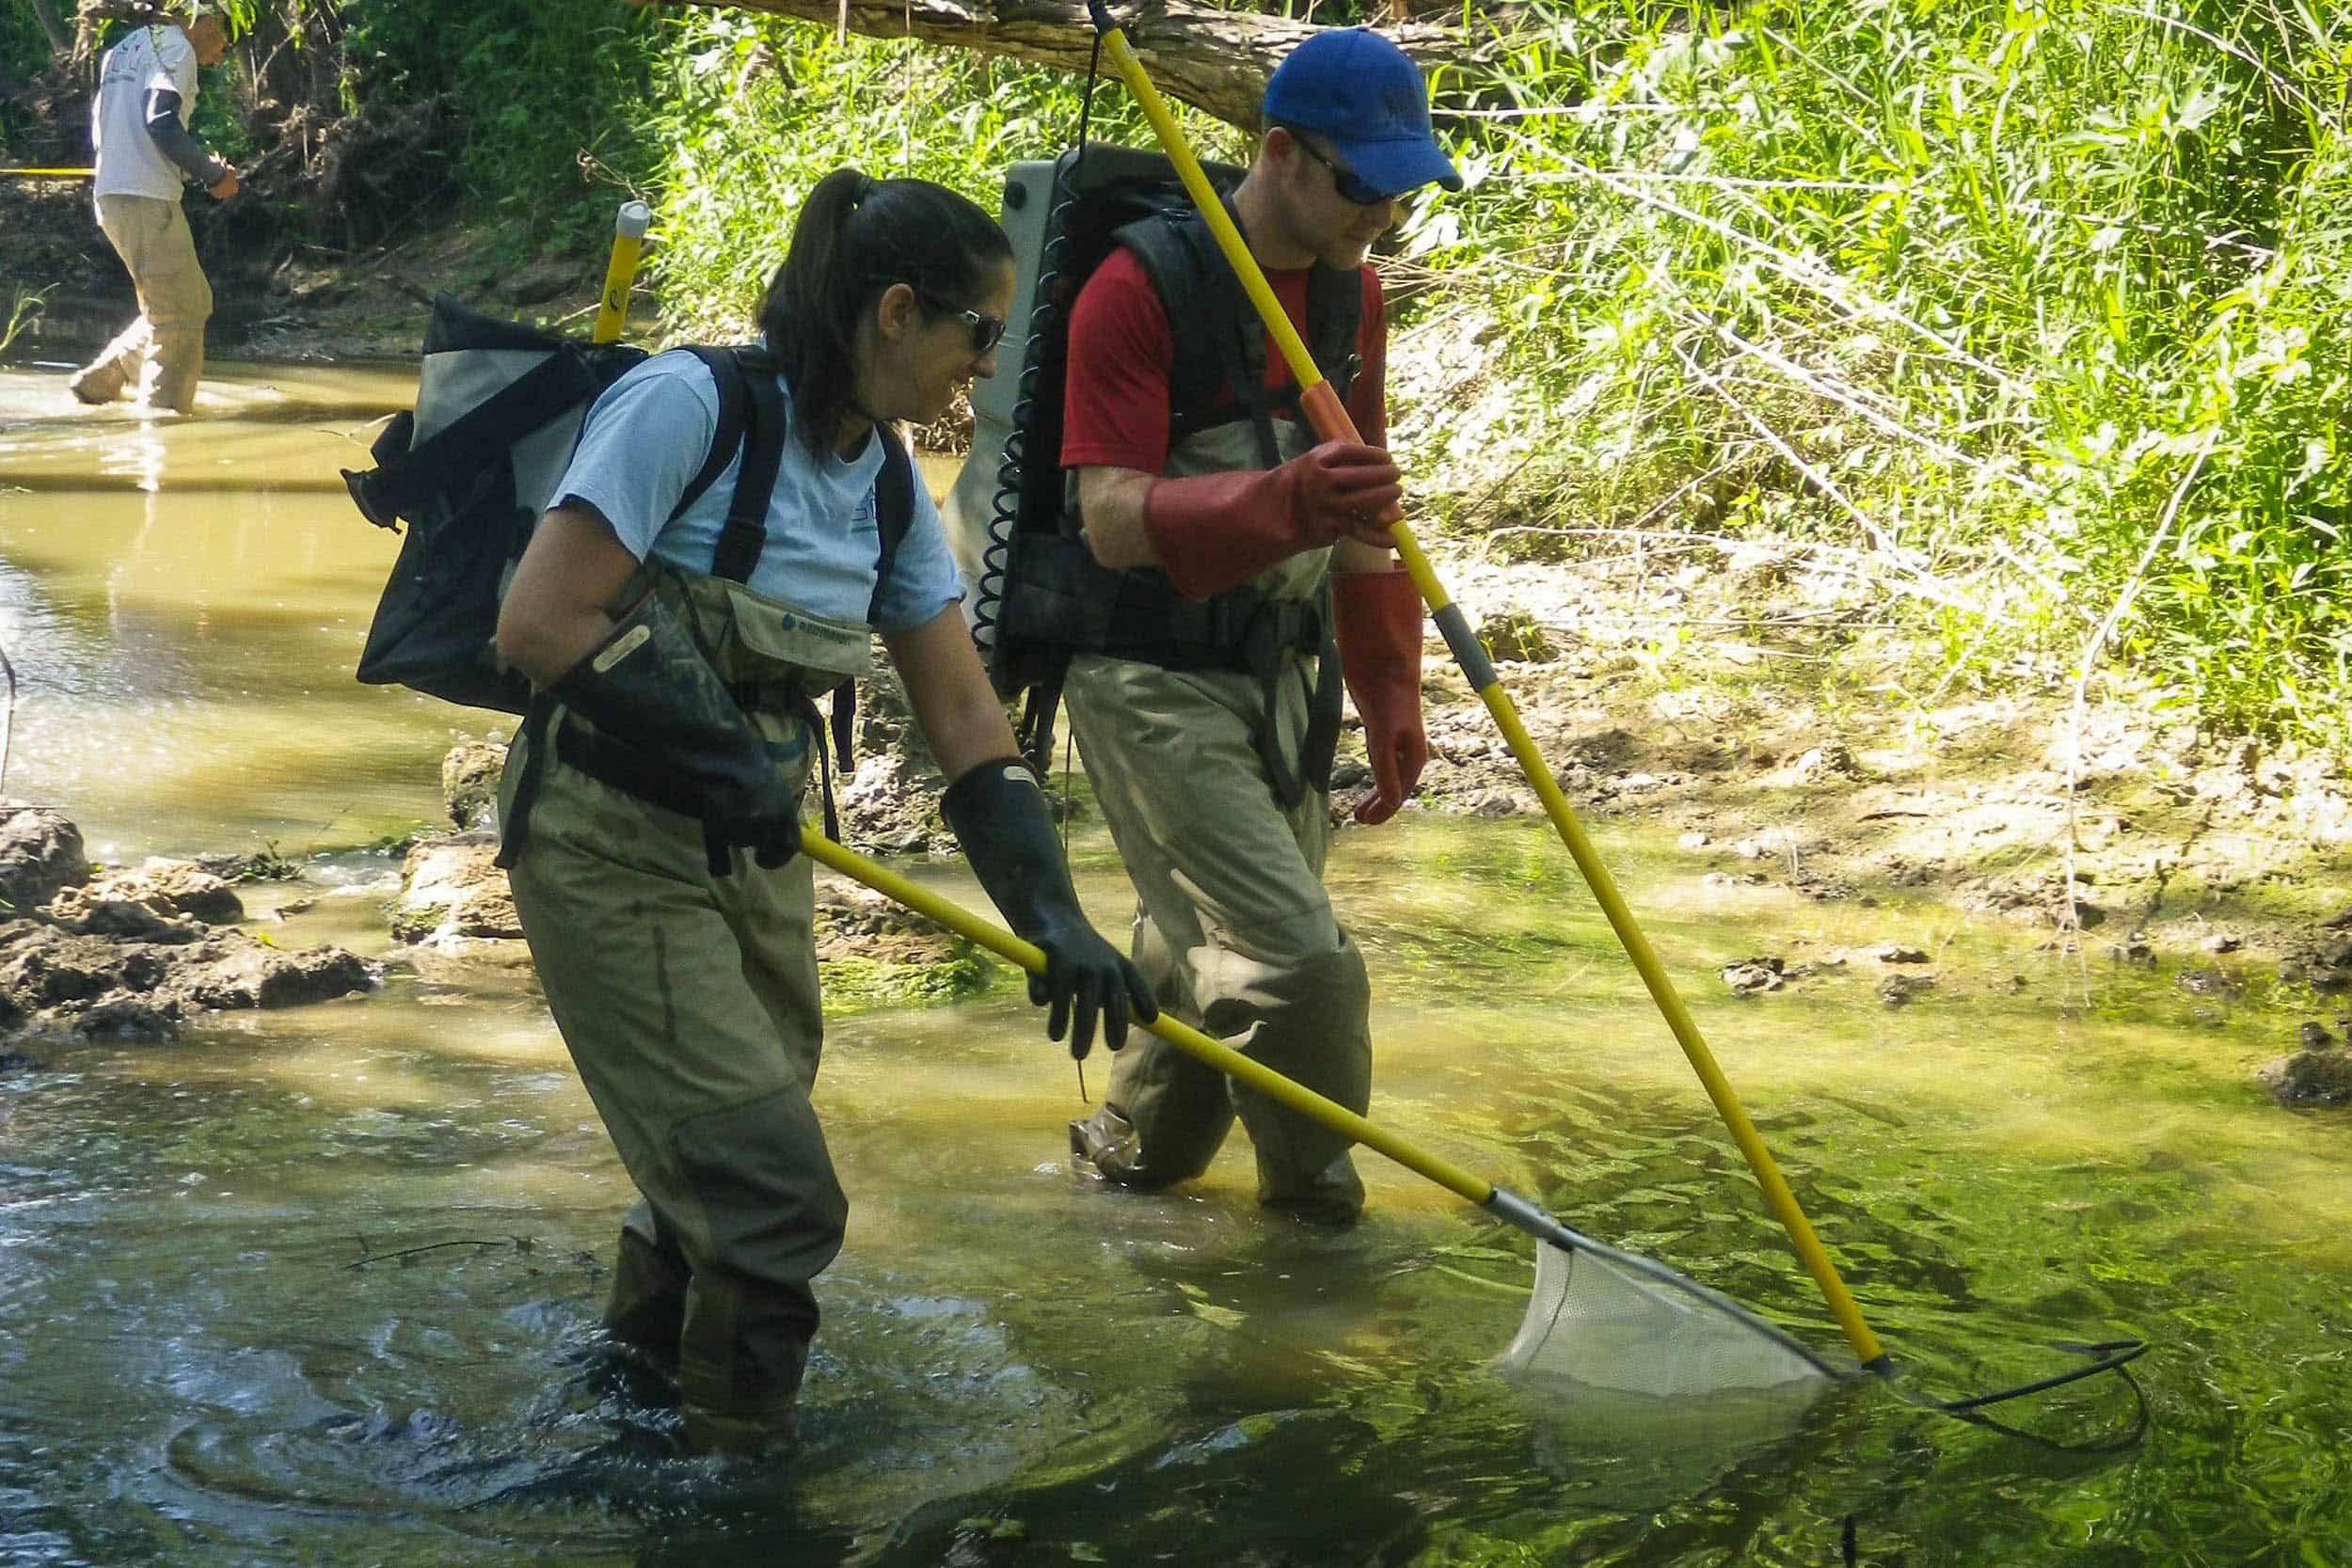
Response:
[346,294,915,716]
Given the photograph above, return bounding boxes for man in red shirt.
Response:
[1060,29,1459,1225]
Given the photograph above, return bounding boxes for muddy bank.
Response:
[1389,545,2352,1098]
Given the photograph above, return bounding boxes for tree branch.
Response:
[659,0,1459,128]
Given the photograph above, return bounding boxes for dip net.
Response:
[1501,1224,1839,1396]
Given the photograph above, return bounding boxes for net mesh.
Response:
[1501,1230,1838,1398]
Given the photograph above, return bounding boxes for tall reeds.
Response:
[1406,0,2350,743]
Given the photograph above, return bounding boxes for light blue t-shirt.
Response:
[551,349,962,635]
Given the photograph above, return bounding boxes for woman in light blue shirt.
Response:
[493,167,1154,1455]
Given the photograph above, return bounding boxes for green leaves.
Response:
[1383,0,2352,749]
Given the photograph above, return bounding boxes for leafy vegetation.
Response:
[1391,0,2351,746]
[336,0,663,250]
[613,0,2352,750]
[632,8,1253,339]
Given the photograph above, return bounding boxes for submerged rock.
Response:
[442,741,507,833]
[1478,611,1556,664]
[2257,1049,2352,1107]
[393,836,521,946]
[836,749,950,856]
[1722,956,1786,993]
[41,857,244,942]
[837,664,952,853]
[41,887,207,943]
[177,935,379,1011]
[1879,973,1936,1006]
[87,859,245,925]
[814,877,956,966]
[0,809,379,1044]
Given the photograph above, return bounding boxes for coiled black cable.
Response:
[971,31,1101,675]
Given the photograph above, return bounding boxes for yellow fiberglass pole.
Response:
[591,199,653,345]
[1,167,95,178]
[1079,1,1887,1373]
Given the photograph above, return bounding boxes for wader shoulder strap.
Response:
[671,344,755,531]
[675,343,912,612]
[500,344,783,871]
[1119,207,1280,466]
[867,431,915,625]
[1307,262,1364,410]
[704,348,788,585]
[830,428,919,785]
[490,690,557,871]
[1117,208,1366,465]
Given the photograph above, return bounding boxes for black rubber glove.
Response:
[940,758,1158,1059]
[548,591,803,871]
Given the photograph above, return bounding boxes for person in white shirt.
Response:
[68,1,238,414]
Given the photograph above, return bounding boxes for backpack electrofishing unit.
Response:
[940,144,1362,795]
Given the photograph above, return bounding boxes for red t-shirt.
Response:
[1060,246,1388,473]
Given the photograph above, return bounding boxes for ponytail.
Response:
[759,167,1012,457]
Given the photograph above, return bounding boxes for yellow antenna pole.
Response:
[590,199,652,345]
[1079,1,1887,1371]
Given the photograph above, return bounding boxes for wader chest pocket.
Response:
[705,578,873,690]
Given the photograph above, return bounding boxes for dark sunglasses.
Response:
[1287,133,1393,207]
[914,288,1008,356]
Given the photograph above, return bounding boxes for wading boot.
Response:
[569,1209,692,1412]
[677,1272,813,1458]
[1068,1103,1142,1184]
[605,1208,691,1360]
[66,361,127,405]
[1258,1151,1366,1229]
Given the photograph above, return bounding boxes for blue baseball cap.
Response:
[1263,28,1462,199]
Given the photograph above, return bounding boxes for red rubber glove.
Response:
[1334,568,1426,825]
[1141,440,1403,601]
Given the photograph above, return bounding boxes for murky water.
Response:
[4,360,2350,1565]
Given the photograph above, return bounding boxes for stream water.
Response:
[2,361,2348,1566]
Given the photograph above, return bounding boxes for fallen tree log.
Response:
[653,0,1462,129]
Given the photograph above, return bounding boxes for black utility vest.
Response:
[1011,201,1363,672]
[1002,200,1364,804]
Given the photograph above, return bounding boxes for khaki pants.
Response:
[78,194,212,413]
[1062,650,1373,1224]
[501,738,842,1451]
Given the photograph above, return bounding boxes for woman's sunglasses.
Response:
[914,289,1008,356]
[1285,132,1393,207]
